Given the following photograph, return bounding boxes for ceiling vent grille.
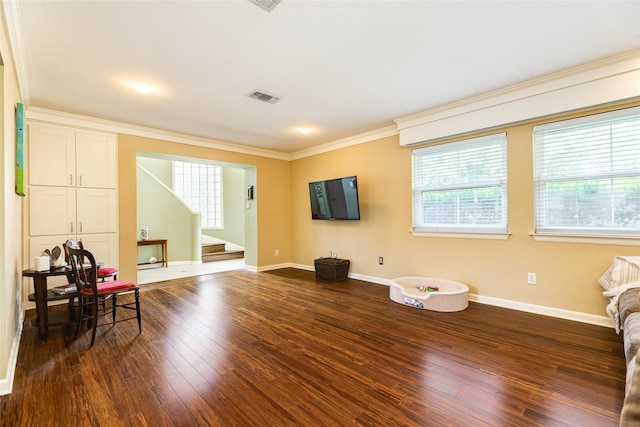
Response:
[248,90,281,104]
[248,0,282,13]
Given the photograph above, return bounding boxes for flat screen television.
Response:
[309,176,360,220]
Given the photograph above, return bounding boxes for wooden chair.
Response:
[63,240,118,282]
[65,240,141,346]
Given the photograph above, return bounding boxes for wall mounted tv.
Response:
[309,176,361,220]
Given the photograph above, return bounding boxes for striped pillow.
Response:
[600,256,640,291]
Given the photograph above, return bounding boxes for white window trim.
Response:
[412,230,510,240]
[533,106,640,239]
[412,132,508,236]
[531,232,640,246]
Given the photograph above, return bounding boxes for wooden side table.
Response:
[23,267,76,339]
[137,239,168,267]
[23,261,104,339]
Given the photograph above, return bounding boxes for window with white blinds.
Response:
[412,133,508,234]
[173,161,223,229]
[533,106,640,236]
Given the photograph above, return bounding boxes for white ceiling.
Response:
[8,0,640,154]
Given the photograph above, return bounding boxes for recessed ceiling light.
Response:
[298,128,312,135]
[131,82,154,94]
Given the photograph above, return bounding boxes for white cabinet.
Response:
[75,188,118,234]
[26,123,119,278]
[29,186,75,236]
[29,187,117,236]
[79,233,119,267]
[28,123,117,188]
[27,125,74,187]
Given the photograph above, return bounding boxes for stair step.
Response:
[202,243,225,254]
[202,250,244,263]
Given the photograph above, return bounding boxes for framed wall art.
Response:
[15,102,24,196]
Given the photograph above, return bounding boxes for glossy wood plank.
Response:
[0,268,626,426]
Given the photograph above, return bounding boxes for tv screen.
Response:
[309,176,360,220]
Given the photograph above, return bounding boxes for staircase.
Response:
[202,241,244,263]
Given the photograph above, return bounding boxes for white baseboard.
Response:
[469,293,613,328]
[348,272,390,286]
[257,263,293,272]
[0,311,24,396]
[289,263,312,272]
[166,260,201,266]
[262,263,614,329]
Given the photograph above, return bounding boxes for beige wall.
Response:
[118,133,290,282]
[291,102,640,318]
[0,6,24,393]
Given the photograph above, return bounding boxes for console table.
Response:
[137,239,168,267]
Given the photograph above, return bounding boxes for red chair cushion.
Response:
[80,280,137,295]
[98,267,118,276]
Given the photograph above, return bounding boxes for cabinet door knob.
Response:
[70,222,73,233]
[79,175,82,186]
[79,222,83,233]
[69,174,73,185]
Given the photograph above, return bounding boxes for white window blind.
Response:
[412,133,508,233]
[533,106,640,236]
[173,161,223,229]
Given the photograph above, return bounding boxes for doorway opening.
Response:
[135,152,256,284]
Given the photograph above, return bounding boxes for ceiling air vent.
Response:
[248,90,281,104]
[248,0,282,13]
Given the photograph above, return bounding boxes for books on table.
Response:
[51,284,77,295]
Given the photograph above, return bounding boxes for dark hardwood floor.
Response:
[1,268,626,426]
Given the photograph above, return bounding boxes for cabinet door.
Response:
[76,188,117,234]
[76,131,117,188]
[28,124,75,186]
[80,233,118,269]
[29,187,76,236]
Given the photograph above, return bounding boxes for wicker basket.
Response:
[314,258,350,281]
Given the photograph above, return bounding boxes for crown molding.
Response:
[395,48,640,146]
[289,125,398,160]
[25,107,292,161]
[24,107,399,162]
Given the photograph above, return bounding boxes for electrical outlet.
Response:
[527,272,537,285]
[379,256,384,265]
[274,249,279,256]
